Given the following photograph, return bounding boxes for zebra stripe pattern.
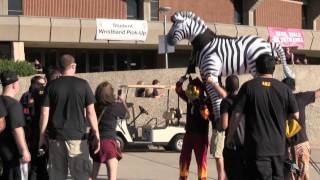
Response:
[167,11,295,119]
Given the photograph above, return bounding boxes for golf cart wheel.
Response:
[116,136,125,151]
[171,134,184,152]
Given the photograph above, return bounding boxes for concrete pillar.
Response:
[0,0,8,15]
[243,0,264,26]
[307,0,320,30]
[11,42,25,61]
[143,0,151,21]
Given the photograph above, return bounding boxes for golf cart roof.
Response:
[120,84,175,90]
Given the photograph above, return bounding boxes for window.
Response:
[8,0,23,15]
[0,42,11,59]
[75,52,87,73]
[151,0,159,21]
[45,50,57,70]
[89,53,100,72]
[127,0,142,19]
[103,54,115,71]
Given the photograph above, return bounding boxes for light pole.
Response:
[159,6,171,69]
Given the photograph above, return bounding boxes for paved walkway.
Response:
[93,148,320,180]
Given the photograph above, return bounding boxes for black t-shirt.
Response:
[234,77,298,157]
[0,97,7,118]
[0,96,25,162]
[291,91,315,145]
[43,76,95,140]
[185,99,209,134]
[96,102,127,140]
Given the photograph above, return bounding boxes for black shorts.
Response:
[246,155,285,180]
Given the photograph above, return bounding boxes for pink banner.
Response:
[268,27,304,47]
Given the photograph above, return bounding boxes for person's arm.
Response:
[39,106,49,148]
[0,117,6,133]
[118,96,130,119]
[315,89,320,98]
[13,127,31,163]
[206,75,227,98]
[287,89,299,121]
[289,112,299,121]
[86,104,100,154]
[175,76,188,102]
[221,112,229,130]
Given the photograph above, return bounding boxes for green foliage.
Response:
[0,59,37,77]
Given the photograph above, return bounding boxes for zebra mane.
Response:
[171,11,202,23]
[172,11,237,39]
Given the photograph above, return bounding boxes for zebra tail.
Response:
[275,43,295,79]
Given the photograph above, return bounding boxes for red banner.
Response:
[268,27,304,47]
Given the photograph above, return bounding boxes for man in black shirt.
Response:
[0,71,31,180]
[39,54,100,180]
[227,54,299,180]
[282,77,320,180]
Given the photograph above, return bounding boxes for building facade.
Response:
[0,0,320,72]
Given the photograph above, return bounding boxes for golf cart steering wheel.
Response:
[139,106,149,115]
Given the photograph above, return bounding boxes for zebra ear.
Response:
[173,14,185,22]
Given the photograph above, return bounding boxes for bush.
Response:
[0,59,37,77]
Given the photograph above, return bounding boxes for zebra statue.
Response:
[167,11,295,120]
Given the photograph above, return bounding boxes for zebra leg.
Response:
[205,82,222,122]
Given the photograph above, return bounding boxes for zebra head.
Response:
[167,11,207,46]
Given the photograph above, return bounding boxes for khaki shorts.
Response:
[210,129,225,158]
[48,139,92,180]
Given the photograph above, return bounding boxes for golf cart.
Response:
[115,84,186,152]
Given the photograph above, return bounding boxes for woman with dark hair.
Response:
[89,81,129,180]
[220,75,246,180]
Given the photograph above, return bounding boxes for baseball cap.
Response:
[1,71,18,86]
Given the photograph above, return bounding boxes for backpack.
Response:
[224,97,245,147]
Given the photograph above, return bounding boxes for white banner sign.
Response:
[96,19,148,41]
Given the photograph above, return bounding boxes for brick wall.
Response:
[23,0,127,19]
[255,0,302,28]
[160,0,235,24]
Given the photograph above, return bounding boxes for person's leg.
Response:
[179,133,193,180]
[271,156,285,180]
[223,148,245,180]
[246,156,272,180]
[47,139,68,180]
[106,158,118,180]
[211,130,226,180]
[215,158,226,180]
[193,134,208,180]
[28,151,37,180]
[1,159,21,180]
[66,140,92,180]
[88,162,101,180]
[295,142,311,180]
[37,152,49,180]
